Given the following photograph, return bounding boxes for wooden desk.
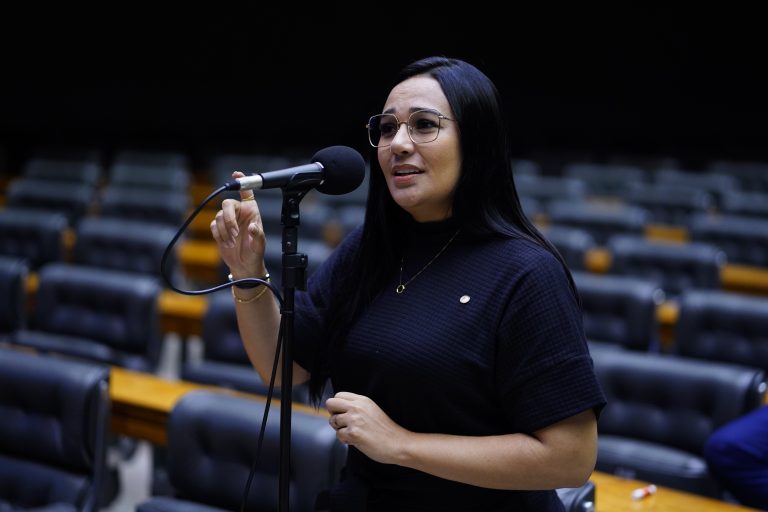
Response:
[110,367,326,445]
[158,290,207,338]
[590,471,759,511]
[109,368,758,511]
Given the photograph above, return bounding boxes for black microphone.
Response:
[224,145,366,195]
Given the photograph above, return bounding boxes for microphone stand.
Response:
[278,186,310,512]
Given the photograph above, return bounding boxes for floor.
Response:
[102,334,202,511]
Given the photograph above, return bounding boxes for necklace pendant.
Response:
[396,284,406,294]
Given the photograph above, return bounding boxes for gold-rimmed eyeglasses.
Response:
[366,109,455,148]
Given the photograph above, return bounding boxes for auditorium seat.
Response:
[11,262,163,372]
[674,289,768,373]
[515,175,587,209]
[592,349,766,498]
[622,182,714,226]
[98,186,190,227]
[72,217,181,280]
[572,271,664,352]
[5,179,97,226]
[0,256,28,340]
[0,348,110,512]
[556,481,596,512]
[562,162,647,197]
[137,390,346,512]
[22,157,102,188]
[653,169,737,209]
[0,209,68,270]
[181,290,310,402]
[606,235,726,297]
[688,213,768,267]
[708,160,768,193]
[542,226,596,271]
[720,190,768,220]
[547,201,649,246]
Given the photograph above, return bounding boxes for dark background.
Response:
[2,5,766,172]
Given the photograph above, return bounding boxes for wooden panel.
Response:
[110,367,326,445]
[591,471,759,511]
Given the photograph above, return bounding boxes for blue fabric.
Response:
[704,405,768,510]
[294,220,606,511]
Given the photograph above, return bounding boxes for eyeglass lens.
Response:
[368,110,443,147]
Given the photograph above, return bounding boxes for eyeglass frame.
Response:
[366,109,456,148]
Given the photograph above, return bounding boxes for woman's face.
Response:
[377,75,461,222]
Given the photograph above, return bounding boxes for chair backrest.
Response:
[6,179,96,225]
[157,390,346,511]
[98,186,190,227]
[516,175,587,207]
[562,162,647,197]
[72,217,178,278]
[622,182,713,226]
[607,235,726,296]
[0,208,68,269]
[572,271,663,351]
[109,163,191,193]
[0,256,28,336]
[593,349,766,455]
[15,263,162,371]
[556,481,596,512]
[720,190,768,220]
[689,213,768,267]
[675,289,768,372]
[0,348,110,512]
[547,201,649,245]
[542,226,596,271]
[182,290,310,402]
[23,158,102,187]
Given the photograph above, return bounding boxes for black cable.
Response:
[159,185,286,512]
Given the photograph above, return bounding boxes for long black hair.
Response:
[308,56,573,403]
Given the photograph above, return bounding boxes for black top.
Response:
[295,218,606,511]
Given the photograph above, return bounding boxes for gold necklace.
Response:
[396,230,460,294]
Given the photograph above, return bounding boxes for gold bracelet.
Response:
[232,282,270,304]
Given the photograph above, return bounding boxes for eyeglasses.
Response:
[366,109,455,148]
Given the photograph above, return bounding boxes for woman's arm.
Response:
[326,392,597,490]
[210,175,309,385]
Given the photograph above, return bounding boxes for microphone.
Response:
[224,145,366,195]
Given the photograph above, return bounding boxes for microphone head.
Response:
[311,145,366,195]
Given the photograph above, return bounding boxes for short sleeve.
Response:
[293,227,363,372]
[495,253,606,433]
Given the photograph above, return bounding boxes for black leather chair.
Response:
[22,158,102,188]
[592,349,766,497]
[11,262,162,372]
[556,481,596,512]
[622,182,714,226]
[98,186,190,227]
[109,163,191,192]
[688,213,768,267]
[572,271,664,351]
[181,290,310,403]
[708,160,768,193]
[0,348,110,512]
[542,226,596,271]
[719,190,768,220]
[516,175,587,209]
[607,235,726,297]
[0,256,28,340]
[674,289,768,373]
[72,217,180,279]
[562,162,646,197]
[5,179,97,226]
[137,390,346,512]
[0,209,68,269]
[547,201,649,246]
[653,169,737,209]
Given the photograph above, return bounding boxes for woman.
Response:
[211,56,605,511]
